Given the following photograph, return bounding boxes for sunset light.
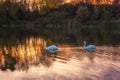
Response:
[67,0,116,4]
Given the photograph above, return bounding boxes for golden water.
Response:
[0,37,120,80]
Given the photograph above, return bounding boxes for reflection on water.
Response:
[0,37,120,80]
[0,37,44,71]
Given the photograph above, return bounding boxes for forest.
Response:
[0,0,120,26]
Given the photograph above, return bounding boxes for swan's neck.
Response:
[83,41,86,48]
[44,41,47,49]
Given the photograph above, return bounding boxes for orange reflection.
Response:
[0,37,44,71]
[65,0,71,3]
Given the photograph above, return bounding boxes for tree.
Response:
[76,5,90,22]
[0,0,20,19]
[92,5,102,20]
[102,5,113,20]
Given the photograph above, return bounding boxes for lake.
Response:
[0,25,120,80]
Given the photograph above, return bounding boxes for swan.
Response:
[83,41,96,52]
[44,41,58,53]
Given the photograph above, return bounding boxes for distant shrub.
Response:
[9,3,19,19]
[112,5,120,19]
[102,5,113,20]
[92,6,102,20]
[76,5,90,22]
[39,6,50,16]
[0,1,19,19]
[58,4,78,17]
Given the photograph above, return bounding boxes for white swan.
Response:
[44,41,58,53]
[83,41,96,52]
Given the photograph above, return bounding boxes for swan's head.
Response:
[83,41,86,44]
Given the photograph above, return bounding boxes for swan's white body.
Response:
[83,41,96,52]
[44,41,58,53]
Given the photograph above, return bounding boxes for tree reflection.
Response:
[40,50,53,68]
[0,37,60,71]
[0,49,17,71]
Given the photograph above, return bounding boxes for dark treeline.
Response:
[49,2,120,22]
[0,0,39,21]
[0,0,63,21]
[0,0,120,23]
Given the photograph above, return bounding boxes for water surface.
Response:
[0,25,120,80]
